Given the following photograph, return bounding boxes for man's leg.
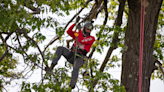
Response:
[69,56,84,89]
[50,46,73,69]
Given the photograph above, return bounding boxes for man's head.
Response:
[83,21,94,36]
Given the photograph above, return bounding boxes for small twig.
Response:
[43,35,60,53]
[155,60,164,76]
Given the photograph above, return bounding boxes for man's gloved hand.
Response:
[76,23,82,30]
[76,16,80,23]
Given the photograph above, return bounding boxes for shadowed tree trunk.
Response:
[121,0,163,92]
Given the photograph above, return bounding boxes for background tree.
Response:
[0,0,163,92]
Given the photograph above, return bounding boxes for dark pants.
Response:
[52,46,84,87]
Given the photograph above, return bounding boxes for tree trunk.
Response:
[121,0,163,92]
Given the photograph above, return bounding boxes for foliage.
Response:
[0,45,19,91]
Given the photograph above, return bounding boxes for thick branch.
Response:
[100,0,126,73]
[89,0,126,90]
[88,0,109,90]
[88,2,107,58]
[82,0,104,22]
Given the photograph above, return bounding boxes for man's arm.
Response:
[67,24,76,39]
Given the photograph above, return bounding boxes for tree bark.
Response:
[121,0,163,92]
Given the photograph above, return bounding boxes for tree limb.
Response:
[89,0,126,90]
[88,0,109,90]
[43,35,60,54]
[4,32,13,42]
[23,0,41,14]
[88,2,106,58]
[100,0,126,74]
[89,0,108,58]
[0,32,11,34]
[82,0,104,22]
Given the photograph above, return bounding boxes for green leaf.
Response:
[32,26,36,31]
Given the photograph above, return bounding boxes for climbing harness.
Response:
[139,0,145,92]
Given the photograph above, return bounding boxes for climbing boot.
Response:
[45,63,56,73]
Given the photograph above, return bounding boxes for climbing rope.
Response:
[74,31,79,61]
[73,20,91,77]
[139,0,145,92]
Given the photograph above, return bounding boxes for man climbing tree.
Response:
[46,18,95,89]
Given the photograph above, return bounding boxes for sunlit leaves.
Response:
[154,33,164,61]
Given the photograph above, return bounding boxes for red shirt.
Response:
[67,24,95,53]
